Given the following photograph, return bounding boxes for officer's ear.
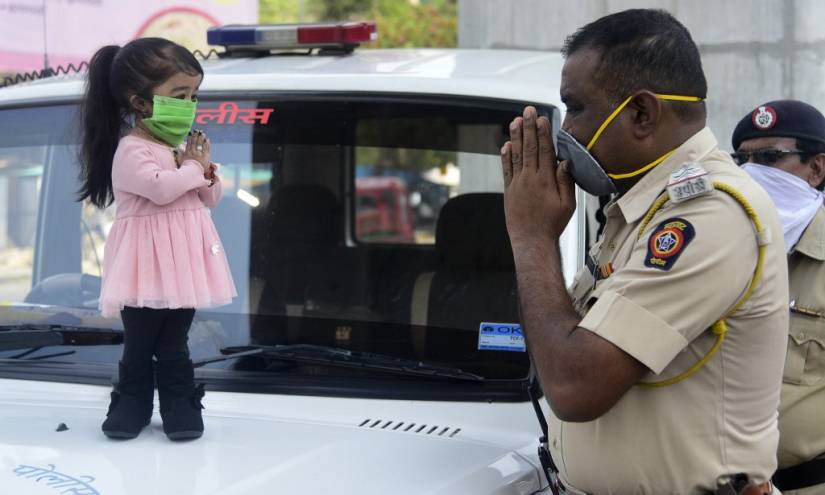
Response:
[807,152,825,190]
[626,91,661,140]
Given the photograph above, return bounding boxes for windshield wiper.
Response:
[0,324,122,352]
[201,344,485,382]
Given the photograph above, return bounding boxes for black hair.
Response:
[796,137,825,190]
[562,9,707,122]
[77,38,203,208]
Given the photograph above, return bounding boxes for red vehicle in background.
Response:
[355,176,416,243]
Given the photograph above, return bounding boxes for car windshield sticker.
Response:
[478,323,526,352]
[195,102,274,125]
[13,464,99,494]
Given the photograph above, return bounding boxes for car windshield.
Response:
[0,94,558,394]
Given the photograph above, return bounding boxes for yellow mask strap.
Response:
[585,93,705,180]
[585,94,705,151]
[585,95,633,151]
[607,149,677,180]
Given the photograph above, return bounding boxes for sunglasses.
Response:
[730,148,809,166]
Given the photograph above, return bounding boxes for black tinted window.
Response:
[0,97,557,384]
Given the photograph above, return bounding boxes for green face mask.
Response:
[141,95,197,146]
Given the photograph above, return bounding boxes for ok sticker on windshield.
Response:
[478,323,526,352]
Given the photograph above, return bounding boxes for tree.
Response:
[259,0,457,48]
[313,0,372,20]
[259,0,304,23]
[370,0,456,48]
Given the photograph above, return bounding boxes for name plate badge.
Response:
[478,322,526,352]
[667,162,712,204]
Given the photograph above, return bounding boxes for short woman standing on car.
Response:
[78,38,236,440]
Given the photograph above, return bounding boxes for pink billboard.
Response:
[0,0,258,74]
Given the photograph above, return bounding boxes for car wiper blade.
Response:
[193,347,264,367]
[0,324,122,351]
[207,344,485,382]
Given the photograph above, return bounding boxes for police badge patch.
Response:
[644,217,695,271]
[752,105,777,130]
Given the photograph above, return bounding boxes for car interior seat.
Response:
[256,184,343,314]
[409,193,521,369]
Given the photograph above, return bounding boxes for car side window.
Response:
[0,145,44,302]
[80,202,115,278]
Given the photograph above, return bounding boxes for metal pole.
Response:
[41,0,49,73]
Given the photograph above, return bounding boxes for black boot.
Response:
[102,360,154,439]
[157,358,204,440]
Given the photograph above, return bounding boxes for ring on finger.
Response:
[196,145,204,152]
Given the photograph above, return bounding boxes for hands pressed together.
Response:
[181,129,214,178]
[501,106,576,244]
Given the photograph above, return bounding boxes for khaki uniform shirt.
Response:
[779,207,825,495]
[550,128,789,495]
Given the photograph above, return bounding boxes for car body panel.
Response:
[0,377,545,495]
[0,49,564,108]
[0,45,572,494]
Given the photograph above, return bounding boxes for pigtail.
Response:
[78,45,122,208]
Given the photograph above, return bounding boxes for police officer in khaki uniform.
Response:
[732,100,825,495]
[501,9,788,495]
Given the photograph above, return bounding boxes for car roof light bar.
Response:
[207,22,378,53]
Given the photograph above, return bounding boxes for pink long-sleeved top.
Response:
[98,135,237,317]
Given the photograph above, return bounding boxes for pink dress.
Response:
[98,135,237,317]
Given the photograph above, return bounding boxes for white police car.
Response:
[0,22,582,494]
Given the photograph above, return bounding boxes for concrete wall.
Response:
[459,0,825,151]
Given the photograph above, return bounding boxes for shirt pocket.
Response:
[784,311,825,386]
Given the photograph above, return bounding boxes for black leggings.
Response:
[120,307,196,365]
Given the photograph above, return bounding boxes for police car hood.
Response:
[0,378,544,495]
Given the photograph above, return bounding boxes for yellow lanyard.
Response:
[635,182,768,388]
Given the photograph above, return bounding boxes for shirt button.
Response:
[798,332,807,340]
[552,438,558,448]
[608,242,616,250]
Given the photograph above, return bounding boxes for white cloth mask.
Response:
[742,162,823,252]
